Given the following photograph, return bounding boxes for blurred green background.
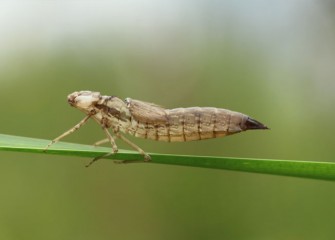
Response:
[1,1,335,239]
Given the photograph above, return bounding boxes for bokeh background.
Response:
[1,1,335,239]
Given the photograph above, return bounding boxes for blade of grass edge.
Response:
[1,134,335,181]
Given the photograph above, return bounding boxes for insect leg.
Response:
[44,114,92,151]
[115,132,151,163]
[93,138,109,146]
[86,127,118,167]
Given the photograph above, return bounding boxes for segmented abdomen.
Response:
[126,107,247,142]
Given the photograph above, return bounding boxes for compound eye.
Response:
[67,92,79,106]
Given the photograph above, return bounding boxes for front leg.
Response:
[45,114,92,151]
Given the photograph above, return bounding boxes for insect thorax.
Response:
[91,96,132,131]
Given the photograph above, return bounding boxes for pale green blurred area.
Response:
[1,1,335,239]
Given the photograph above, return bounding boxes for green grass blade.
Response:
[1,133,335,181]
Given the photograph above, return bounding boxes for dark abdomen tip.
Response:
[245,117,269,130]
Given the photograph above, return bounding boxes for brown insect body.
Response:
[70,92,267,142]
[47,91,268,165]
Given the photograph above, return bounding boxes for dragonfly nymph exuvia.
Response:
[45,91,268,166]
